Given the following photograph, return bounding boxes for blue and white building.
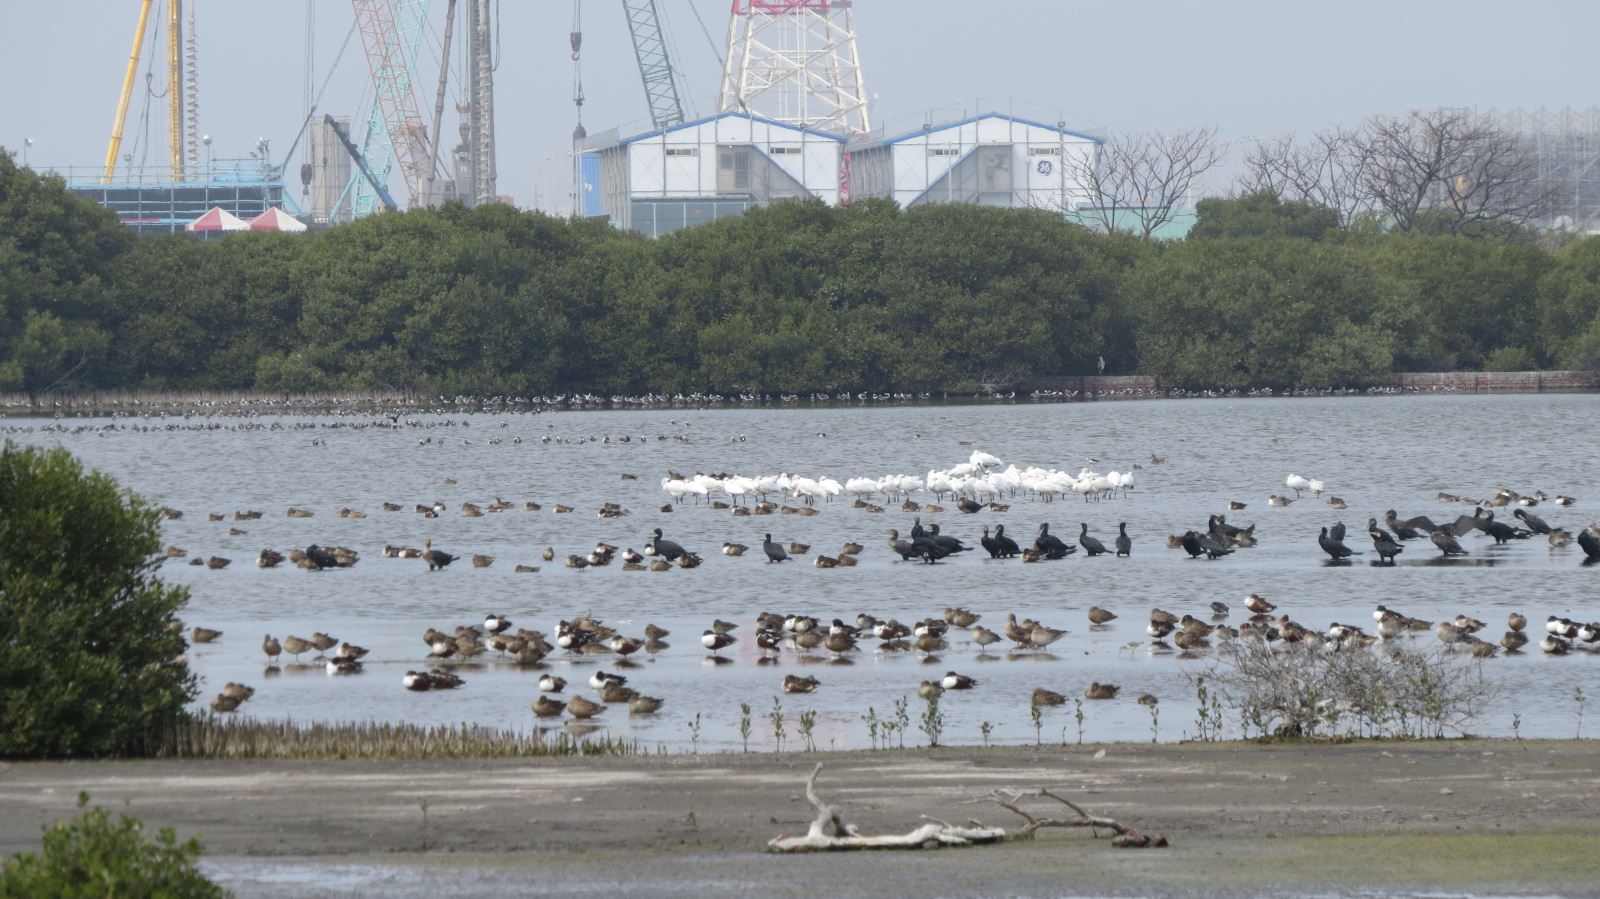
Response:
[846,112,1101,212]
[582,111,845,237]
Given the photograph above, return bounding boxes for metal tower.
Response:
[464,0,497,205]
[623,0,685,131]
[717,0,869,135]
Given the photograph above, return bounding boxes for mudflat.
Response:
[2,741,1596,897]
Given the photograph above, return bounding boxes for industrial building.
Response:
[582,112,845,237]
[846,113,1101,211]
[65,156,294,236]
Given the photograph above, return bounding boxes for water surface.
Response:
[10,394,1598,749]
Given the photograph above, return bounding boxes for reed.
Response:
[147,715,639,760]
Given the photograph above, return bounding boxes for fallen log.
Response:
[766,763,1166,852]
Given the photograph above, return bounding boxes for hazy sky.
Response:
[6,0,1596,214]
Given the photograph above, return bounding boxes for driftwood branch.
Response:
[766,764,1166,852]
[979,788,1162,845]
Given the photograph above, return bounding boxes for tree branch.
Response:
[767,764,1166,852]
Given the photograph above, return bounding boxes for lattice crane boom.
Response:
[352,0,433,206]
[622,0,686,131]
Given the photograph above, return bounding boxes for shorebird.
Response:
[1087,606,1118,625]
[970,626,1002,651]
[1028,622,1067,649]
[281,635,313,662]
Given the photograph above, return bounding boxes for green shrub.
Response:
[0,443,196,757]
[0,793,225,898]
[1482,345,1536,371]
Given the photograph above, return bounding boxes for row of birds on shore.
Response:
[661,452,1140,508]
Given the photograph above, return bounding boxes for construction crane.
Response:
[621,0,685,131]
[350,0,432,208]
[104,0,197,183]
[324,115,399,212]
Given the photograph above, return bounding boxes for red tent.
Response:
[186,207,249,232]
[248,208,308,232]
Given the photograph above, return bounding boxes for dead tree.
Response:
[766,763,1166,852]
[1356,108,1549,235]
[1238,127,1377,228]
[1065,126,1223,240]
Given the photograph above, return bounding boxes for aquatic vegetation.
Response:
[918,696,944,748]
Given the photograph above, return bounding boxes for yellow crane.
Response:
[103,0,188,182]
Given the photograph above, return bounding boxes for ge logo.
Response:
[1036,160,1054,175]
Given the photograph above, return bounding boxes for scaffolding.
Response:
[1496,107,1600,232]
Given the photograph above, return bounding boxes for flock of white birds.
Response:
[660,451,1137,505]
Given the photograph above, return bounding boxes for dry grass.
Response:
[1203,640,1497,740]
[146,715,639,760]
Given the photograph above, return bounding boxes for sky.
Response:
[5,0,1597,215]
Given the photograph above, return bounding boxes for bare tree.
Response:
[1357,109,1550,235]
[1238,127,1377,227]
[1065,126,1223,240]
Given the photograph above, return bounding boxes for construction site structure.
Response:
[461,0,498,205]
[1496,107,1600,233]
[717,0,869,136]
[80,0,299,232]
[351,0,433,208]
[308,116,356,224]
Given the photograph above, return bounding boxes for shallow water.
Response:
[9,394,1600,749]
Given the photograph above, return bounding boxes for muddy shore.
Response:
[2,740,1597,896]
